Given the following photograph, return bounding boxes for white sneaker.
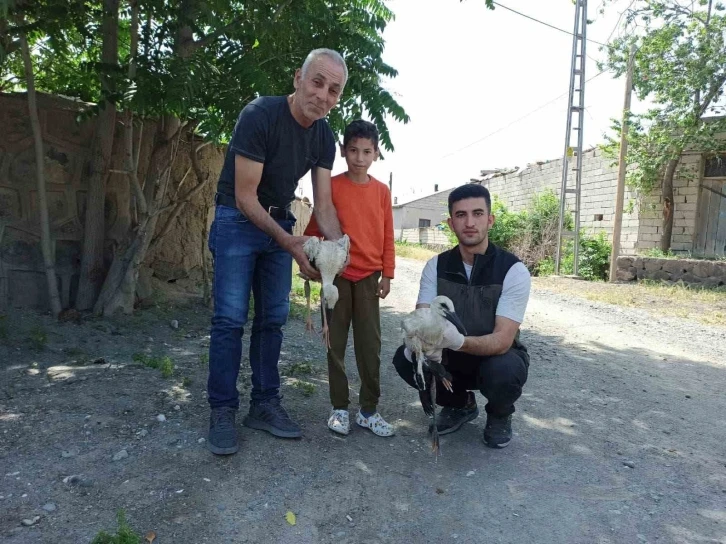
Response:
[327,409,350,435]
[355,411,395,437]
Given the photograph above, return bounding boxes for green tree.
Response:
[1,0,412,314]
[601,0,726,252]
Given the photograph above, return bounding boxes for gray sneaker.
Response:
[208,407,238,455]
[243,396,302,438]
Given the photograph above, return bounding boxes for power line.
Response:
[439,70,609,160]
[492,1,608,47]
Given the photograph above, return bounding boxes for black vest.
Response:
[436,243,526,357]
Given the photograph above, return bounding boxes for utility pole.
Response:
[609,43,636,282]
[555,0,588,276]
[389,172,393,194]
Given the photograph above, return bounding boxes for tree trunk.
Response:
[20,33,63,317]
[76,0,120,310]
[660,157,680,252]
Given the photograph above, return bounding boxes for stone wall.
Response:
[615,255,726,288]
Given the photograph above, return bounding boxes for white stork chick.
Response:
[401,295,467,390]
[301,235,350,349]
[401,295,467,454]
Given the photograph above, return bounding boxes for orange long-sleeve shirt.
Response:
[304,173,395,282]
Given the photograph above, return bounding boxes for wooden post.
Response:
[609,43,636,282]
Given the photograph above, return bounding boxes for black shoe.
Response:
[208,406,238,455]
[243,396,302,438]
[428,395,479,436]
[483,414,513,448]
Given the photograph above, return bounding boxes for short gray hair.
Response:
[301,48,348,85]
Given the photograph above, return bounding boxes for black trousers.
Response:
[391,344,529,417]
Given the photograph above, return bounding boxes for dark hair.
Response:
[448,184,492,215]
[343,119,379,150]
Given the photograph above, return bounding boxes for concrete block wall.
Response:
[632,152,702,254]
[481,147,641,255]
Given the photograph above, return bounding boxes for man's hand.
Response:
[284,236,321,280]
[377,277,391,299]
[439,320,465,351]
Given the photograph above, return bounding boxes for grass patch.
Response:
[27,326,48,351]
[394,241,438,261]
[287,362,314,376]
[90,510,142,544]
[289,263,321,320]
[199,352,209,366]
[291,379,317,397]
[133,353,174,378]
[558,279,726,327]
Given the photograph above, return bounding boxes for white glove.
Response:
[439,320,465,351]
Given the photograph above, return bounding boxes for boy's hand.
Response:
[377,277,391,299]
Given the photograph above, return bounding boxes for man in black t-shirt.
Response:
[206,48,348,455]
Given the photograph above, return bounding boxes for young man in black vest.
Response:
[392,184,531,448]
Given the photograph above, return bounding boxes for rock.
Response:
[174,405,181,411]
[170,320,179,330]
[63,475,93,488]
[137,429,149,438]
[156,414,166,422]
[649,270,671,282]
[661,260,685,276]
[42,503,56,512]
[21,516,40,527]
[616,267,636,281]
[112,449,129,461]
[92,357,106,365]
[623,460,636,469]
[60,450,76,458]
[198,438,206,444]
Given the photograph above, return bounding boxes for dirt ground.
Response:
[1,257,726,544]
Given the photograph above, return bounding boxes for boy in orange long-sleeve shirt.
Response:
[304,120,395,437]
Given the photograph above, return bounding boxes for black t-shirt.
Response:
[216,95,337,209]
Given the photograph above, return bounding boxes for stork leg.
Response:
[413,354,426,391]
[430,376,440,456]
[304,279,316,336]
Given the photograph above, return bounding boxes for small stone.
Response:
[42,503,56,512]
[112,449,129,461]
[197,438,206,444]
[21,516,40,527]
[174,405,181,411]
[137,429,148,438]
[92,357,106,365]
[623,460,636,469]
[60,450,75,458]
[156,414,166,422]
[170,320,179,330]
[466,471,475,477]
[685,395,691,399]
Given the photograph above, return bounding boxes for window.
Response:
[594,214,603,221]
[418,219,431,228]
[704,154,726,177]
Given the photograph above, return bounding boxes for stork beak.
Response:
[443,309,467,336]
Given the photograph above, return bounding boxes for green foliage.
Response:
[27,326,48,351]
[537,232,612,281]
[601,1,726,197]
[133,353,174,378]
[90,510,141,544]
[1,0,411,150]
[476,190,610,281]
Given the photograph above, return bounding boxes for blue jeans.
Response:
[207,204,295,409]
